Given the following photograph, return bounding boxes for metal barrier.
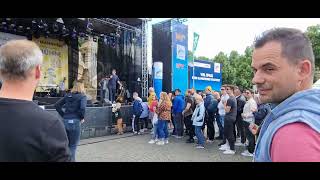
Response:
[46,105,133,139]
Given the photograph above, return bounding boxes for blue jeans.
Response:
[152,123,158,140]
[157,119,169,140]
[63,119,81,162]
[195,126,205,146]
[173,113,183,136]
[217,115,225,138]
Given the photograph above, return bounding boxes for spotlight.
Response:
[17,25,24,33]
[86,20,93,33]
[71,28,77,39]
[84,34,89,40]
[61,25,69,37]
[56,18,64,24]
[38,20,44,29]
[52,23,59,33]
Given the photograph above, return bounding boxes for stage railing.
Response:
[46,105,133,139]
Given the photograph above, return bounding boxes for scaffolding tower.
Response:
[141,19,149,98]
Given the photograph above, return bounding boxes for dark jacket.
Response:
[172,94,185,114]
[132,98,143,117]
[236,95,246,116]
[204,94,218,113]
[55,92,87,120]
[253,103,271,126]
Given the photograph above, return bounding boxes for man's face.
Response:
[226,87,233,96]
[175,90,180,96]
[220,87,226,95]
[244,90,252,99]
[234,88,240,96]
[112,70,116,75]
[252,41,300,104]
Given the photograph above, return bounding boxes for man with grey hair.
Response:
[252,28,320,162]
[0,40,71,162]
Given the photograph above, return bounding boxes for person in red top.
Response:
[148,95,159,144]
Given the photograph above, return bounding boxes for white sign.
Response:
[0,32,26,46]
[194,62,211,68]
[214,63,220,73]
[176,44,186,60]
[153,62,163,80]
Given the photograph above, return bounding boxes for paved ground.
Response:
[77,131,253,162]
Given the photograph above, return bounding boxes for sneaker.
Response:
[223,149,236,155]
[133,131,138,135]
[206,140,214,143]
[150,131,154,135]
[164,139,169,144]
[156,140,165,145]
[241,150,254,157]
[235,142,246,147]
[154,138,159,142]
[193,136,197,140]
[219,144,230,151]
[140,129,144,133]
[137,132,142,135]
[196,145,205,149]
[148,139,156,144]
[218,142,226,146]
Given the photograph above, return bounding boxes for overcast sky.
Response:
[147,18,320,70]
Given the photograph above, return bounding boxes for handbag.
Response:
[152,113,158,125]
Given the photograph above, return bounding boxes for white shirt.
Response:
[218,94,229,116]
[242,97,257,123]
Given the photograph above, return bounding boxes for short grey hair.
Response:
[254,27,315,75]
[0,40,43,80]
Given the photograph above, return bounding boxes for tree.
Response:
[305,25,320,81]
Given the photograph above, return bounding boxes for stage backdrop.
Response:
[33,37,69,92]
[189,60,222,91]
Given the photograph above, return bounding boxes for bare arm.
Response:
[182,102,191,114]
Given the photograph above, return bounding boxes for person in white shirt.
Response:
[217,85,229,146]
[241,89,257,157]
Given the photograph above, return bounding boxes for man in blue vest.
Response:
[252,28,320,162]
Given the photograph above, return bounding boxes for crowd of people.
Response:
[127,85,270,156]
[0,27,319,162]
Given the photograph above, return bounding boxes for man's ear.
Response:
[35,65,41,80]
[297,60,312,80]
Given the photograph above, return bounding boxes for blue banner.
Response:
[189,60,222,91]
[153,62,163,99]
[171,21,188,94]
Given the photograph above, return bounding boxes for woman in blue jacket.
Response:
[55,81,87,161]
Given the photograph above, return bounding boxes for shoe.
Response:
[223,149,236,155]
[219,144,230,151]
[218,142,226,146]
[148,139,156,144]
[164,139,169,144]
[206,140,214,143]
[241,150,254,157]
[196,145,205,149]
[133,131,138,135]
[193,136,197,140]
[137,132,142,135]
[150,131,154,135]
[216,136,223,140]
[155,138,159,142]
[186,139,195,143]
[235,142,246,147]
[156,140,165,145]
